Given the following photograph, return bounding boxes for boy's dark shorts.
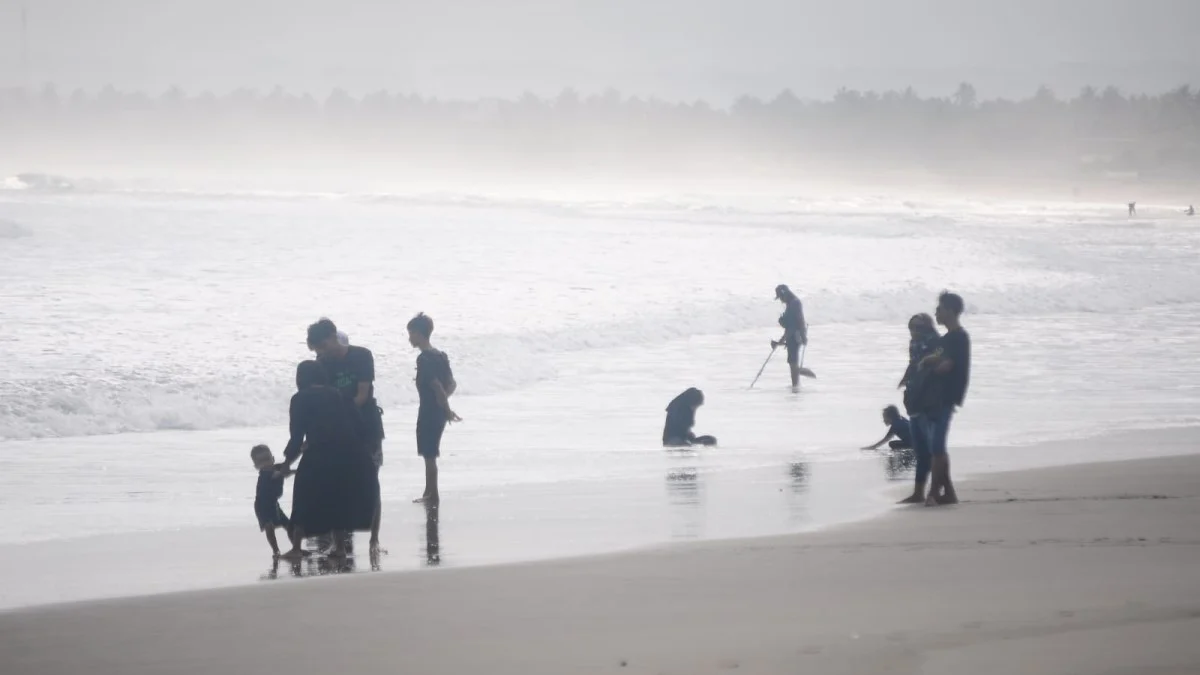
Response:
[256,502,290,532]
[417,418,447,459]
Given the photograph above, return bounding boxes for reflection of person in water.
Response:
[862,405,913,451]
[424,503,440,567]
[663,388,717,447]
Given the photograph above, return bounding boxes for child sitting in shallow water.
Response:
[250,444,294,557]
[862,405,913,451]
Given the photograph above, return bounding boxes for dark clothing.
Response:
[417,418,447,458]
[785,337,802,366]
[936,328,971,408]
[415,349,454,424]
[889,417,913,448]
[901,332,941,390]
[284,385,379,535]
[910,413,931,484]
[415,348,454,457]
[927,405,955,455]
[778,297,807,343]
[663,389,703,445]
[902,332,944,416]
[321,345,385,443]
[254,470,290,531]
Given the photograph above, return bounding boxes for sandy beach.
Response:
[4,441,1198,675]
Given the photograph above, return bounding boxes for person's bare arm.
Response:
[354,381,370,408]
[862,430,894,450]
[432,380,462,422]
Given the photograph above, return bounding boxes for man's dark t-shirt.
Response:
[937,328,971,408]
[415,349,454,424]
[321,345,384,442]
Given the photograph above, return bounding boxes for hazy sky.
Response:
[2,0,1198,102]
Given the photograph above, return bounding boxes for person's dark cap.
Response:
[774,284,791,299]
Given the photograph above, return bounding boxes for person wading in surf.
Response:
[771,284,809,391]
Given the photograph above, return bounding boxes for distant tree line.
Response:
[1,83,1197,180]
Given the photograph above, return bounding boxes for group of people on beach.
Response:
[863,291,972,506]
[662,286,971,509]
[253,285,970,559]
[252,315,459,559]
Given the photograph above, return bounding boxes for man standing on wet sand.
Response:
[919,292,970,507]
[307,318,386,550]
[771,284,808,391]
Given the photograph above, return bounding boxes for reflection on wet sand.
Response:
[424,503,441,567]
[880,448,916,482]
[259,533,380,582]
[784,461,810,524]
[788,462,809,490]
[665,467,702,539]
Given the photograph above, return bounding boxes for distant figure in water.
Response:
[1128,202,1137,217]
[1187,205,1195,216]
[663,388,717,447]
[771,284,811,391]
[862,405,913,451]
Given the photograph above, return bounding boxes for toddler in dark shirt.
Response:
[250,444,294,557]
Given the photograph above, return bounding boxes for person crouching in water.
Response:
[663,388,717,447]
[862,405,913,451]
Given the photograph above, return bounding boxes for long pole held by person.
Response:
[748,344,777,389]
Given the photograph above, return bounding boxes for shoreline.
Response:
[4,444,1199,674]
[1,425,1197,614]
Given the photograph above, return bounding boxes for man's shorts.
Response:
[785,339,803,366]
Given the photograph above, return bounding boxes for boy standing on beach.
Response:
[251,444,293,557]
[920,291,971,507]
[407,313,460,506]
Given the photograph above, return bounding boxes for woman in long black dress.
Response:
[277,360,380,559]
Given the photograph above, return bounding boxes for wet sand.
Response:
[4,446,1199,674]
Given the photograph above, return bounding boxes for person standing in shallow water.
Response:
[307,318,386,551]
[771,284,808,391]
[408,313,460,505]
[918,292,971,507]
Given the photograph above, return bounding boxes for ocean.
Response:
[1,185,1199,590]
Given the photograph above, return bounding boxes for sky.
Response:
[1,0,1198,103]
